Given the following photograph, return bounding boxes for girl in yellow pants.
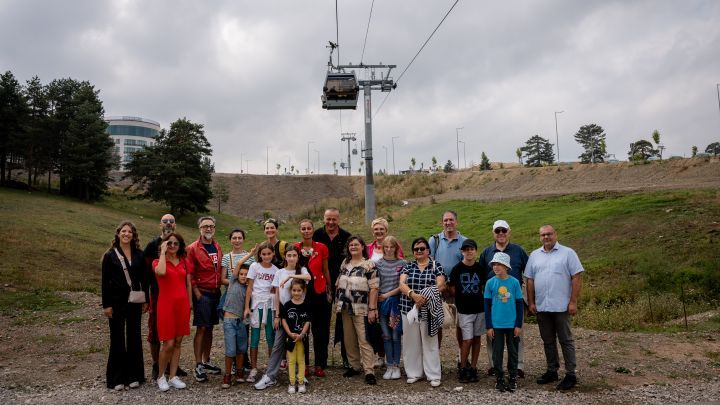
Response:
[281,280,312,394]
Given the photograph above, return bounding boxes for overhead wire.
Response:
[359,0,376,65]
[374,0,460,117]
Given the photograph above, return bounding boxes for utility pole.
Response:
[336,63,396,224]
[458,140,466,169]
[314,149,320,174]
[306,141,314,174]
[341,132,356,176]
[266,146,269,175]
[391,136,399,175]
[455,127,463,170]
[382,145,388,173]
[554,110,564,164]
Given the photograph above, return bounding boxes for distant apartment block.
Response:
[105,116,160,169]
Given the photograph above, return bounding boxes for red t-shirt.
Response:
[295,241,329,294]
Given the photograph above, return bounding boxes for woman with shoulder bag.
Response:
[101,221,148,391]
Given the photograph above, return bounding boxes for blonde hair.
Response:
[371,217,389,231]
[381,235,402,260]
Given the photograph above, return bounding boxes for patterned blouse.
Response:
[399,259,445,315]
[335,259,379,316]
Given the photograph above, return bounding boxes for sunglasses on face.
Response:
[494,228,508,234]
[161,219,175,224]
[540,233,554,237]
[200,225,215,229]
[167,241,179,247]
[413,247,427,253]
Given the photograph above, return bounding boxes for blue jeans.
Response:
[223,317,248,357]
[379,313,402,366]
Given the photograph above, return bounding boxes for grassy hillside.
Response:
[1,186,718,331]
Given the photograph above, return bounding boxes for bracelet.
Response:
[369,308,377,311]
[408,290,414,298]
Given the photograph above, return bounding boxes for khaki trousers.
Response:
[342,310,375,375]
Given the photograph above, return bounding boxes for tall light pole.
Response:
[285,155,291,174]
[245,160,252,174]
[391,136,399,174]
[240,152,244,174]
[382,145,388,173]
[455,127,464,170]
[306,141,314,174]
[266,146,269,175]
[341,132,356,176]
[458,140,466,169]
[716,83,720,119]
[314,149,320,174]
[554,111,564,164]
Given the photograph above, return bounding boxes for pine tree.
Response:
[628,140,656,161]
[443,159,454,172]
[124,118,214,215]
[574,124,607,163]
[480,151,491,170]
[22,76,51,187]
[521,135,555,167]
[0,71,28,184]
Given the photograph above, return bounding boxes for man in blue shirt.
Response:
[526,225,584,391]
[478,220,529,378]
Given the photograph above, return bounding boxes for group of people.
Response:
[101,208,583,395]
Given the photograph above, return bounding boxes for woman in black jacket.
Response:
[101,221,148,390]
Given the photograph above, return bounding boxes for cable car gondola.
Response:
[321,72,360,110]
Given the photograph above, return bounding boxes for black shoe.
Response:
[556,374,577,391]
[176,366,188,377]
[458,367,469,383]
[202,362,222,375]
[342,360,351,369]
[517,369,525,379]
[507,377,517,392]
[486,367,495,377]
[365,373,377,385]
[151,363,159,381]
[469,367,479,383]
[495,377,506,392]
[343,368,360,378]
[536,370,559,385]
[194,363,208,382]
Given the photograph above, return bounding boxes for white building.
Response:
[105,116,160,169]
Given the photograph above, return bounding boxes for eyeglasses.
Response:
[540,233,554,237]
[161,219,175,224]
[413,247,427,253]
[494,228,508,234]
[200,224,215,229]
[167,241,179,246]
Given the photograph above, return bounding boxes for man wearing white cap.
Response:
[478,220,528,377]
[526,225,583,391]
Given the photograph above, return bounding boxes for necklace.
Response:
[301,246,314,257]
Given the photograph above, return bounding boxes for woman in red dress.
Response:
[153,232,191,392]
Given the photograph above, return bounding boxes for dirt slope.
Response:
[211,158,719,219]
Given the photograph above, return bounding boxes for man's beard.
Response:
[162,227,174,237]
[203,232,214,241]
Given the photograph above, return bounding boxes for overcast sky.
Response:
[2,0,719,174]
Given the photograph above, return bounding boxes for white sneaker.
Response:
[128,381,140,389]
[375,357,385,368]
[157,376,170,392]
[246,368,258,383]
[254,374,277,390]
[392,366,402,380]
[406,377,421,384]
[113,384,125,391]
[288,384,296,394]
[383,368,393,380]
[297,383,306,393]
[430,379,441,387]
[168,376,186,389]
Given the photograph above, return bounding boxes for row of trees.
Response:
[0,71,114,200]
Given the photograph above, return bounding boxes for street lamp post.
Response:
[458,140,466,169]
[266,146,269,175]
[240,152,244,174]
[716,83,720,119]
[314,149,320,174]
[382,145,388,173]
[391,136,399,174]
[285,155,291,174]
[455,127,464,170]
[306,141,314,174]
[245,160,252,174]
[554,111,564,164]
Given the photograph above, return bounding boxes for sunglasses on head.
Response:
[161,219,175,224]
[413,246,427,253]
[494,228,508,234]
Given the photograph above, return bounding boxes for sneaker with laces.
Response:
[536,370,559,385]
[157,376,170,392]
[391,366,402,380]
[128,381,140,389]
[168,376,186,389]
[495,377,506,392]
[235,370,245,383]
[406,376,421,384]
[383,367,393,380]
[458,367,469,383]
[254,374,277,390]
[231,362,237,376]
[246,368,258,383]
[194,363,208,382]
[288,384,296,394]
[556,374,577,391]
[430,379,441,387]
[203,361,221,375]
[222,374,232,389]
[297,383,306,393]
[113,384,125,391]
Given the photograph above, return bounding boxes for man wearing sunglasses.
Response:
[478,220,529,378]
[144,214,188,380]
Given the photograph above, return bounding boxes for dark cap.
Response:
[461,239,477,250]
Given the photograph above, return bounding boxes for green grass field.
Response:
[1,187,717,332]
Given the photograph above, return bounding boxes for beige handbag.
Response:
[114,248,146,304]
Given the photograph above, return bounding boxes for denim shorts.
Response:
[193,291,220,327]
[223,317,249,357]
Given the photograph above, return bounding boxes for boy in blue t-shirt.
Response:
[484,252,523,393]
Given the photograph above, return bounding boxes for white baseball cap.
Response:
[492,220,510,231]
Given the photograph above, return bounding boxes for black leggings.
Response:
[309,291,331,368]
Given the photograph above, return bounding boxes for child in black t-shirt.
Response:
[448,239,487,383]
[281,279,312,394]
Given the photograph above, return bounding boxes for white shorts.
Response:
[457,312,486,340]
